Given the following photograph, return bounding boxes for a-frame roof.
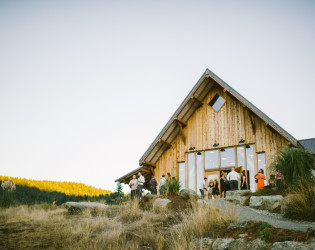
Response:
[115,68,301,185]
[138,68,300,166]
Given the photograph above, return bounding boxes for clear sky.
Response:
[1,0,314,192]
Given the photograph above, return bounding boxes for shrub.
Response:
[259,228,272,243]
[1,180,16,207]
[283,179,315,221]
[271,147,315,188]
[166,177,180,196]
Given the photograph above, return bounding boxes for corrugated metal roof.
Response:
[299,138,315,154]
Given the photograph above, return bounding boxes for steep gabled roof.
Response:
[138,68,300,166]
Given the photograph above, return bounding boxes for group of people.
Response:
[200,167,267,199]
[130,168,271,200]
[128,172,145,200]
[129,172,173,199]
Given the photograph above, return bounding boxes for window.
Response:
[246,145,256,192]
[237,146,245,168]
[205,150,219,170]
[196,152,203,194]
[178,162,186,190]
[188,153,195,190]
[257,153,267,185]
[209,94,226,111]
[220,148,235,168]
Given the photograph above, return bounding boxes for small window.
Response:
[209,94,226,111]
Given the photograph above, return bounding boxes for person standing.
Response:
[137,172,145,200]
[213,178,220,199]
[240,171,247,190]
[227,168,240,191]
[224,172,230,191]
[129,175,138,199]
[149,176,158,195]
[275,169,283,189]
[158,174,167,195]
[199,177,207,199]
[255,169,265,191]
[220,173,227,198]
[166,172,171,181]
[208,179,214,199]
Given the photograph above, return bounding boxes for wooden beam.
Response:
[205,73,210,78]
[249,112,256,134]
[190,95,203,106]
[174,118,187,127]
[158,139,172,148]
[141,168,151,174]
[176,120,186,145]
[142,161,156,168]
[223,88,227,93]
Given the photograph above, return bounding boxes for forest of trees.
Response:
[0,176,124,206]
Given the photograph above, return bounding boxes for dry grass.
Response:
[0,200,235,249]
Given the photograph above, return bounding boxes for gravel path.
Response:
[205,199,315,232]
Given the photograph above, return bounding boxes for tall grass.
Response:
[271,147,315,187]
[0,200,235,249]
[283,179,315,221]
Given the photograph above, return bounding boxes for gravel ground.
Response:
[205,199,315,232]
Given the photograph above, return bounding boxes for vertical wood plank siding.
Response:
[155,85,288,181]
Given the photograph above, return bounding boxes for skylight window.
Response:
[209,94,226,111]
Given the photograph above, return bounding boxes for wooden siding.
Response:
[155,85,289,182]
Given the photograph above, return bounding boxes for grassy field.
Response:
[0,200,235,249]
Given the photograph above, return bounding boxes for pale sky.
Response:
[1,0,314,192]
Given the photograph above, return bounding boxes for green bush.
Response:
[259,228,272,243]
[271,147,315,188]
[166,178,180,196]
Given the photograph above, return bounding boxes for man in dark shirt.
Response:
[149,176,158,195]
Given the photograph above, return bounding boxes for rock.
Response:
[228,221,251,229]
[226,190,251,205]
[280,194,298,214]
[197,199,206,205]
[249,195,283,211]
[153,198,171,209]
[229,238,247,249]
[212,238,234,249]
[271,241,308,250]
[193,238,214,249]
[308,240,315,249]
[64,202,108,212]
[238,234,248,238]
[179,189,199,200]
[246,238,270,249]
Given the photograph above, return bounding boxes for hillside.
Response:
[0,176,111,197]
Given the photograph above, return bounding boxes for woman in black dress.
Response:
[240,171,247,190]
[220,174,226,198]
[213,178,220,198]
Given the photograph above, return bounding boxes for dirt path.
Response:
[205,199,315,232]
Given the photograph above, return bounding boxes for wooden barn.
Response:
[116,69,315,193]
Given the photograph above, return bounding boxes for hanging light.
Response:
[239,138,245,143]
[213,142,219,147]
[197,152,202,155]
